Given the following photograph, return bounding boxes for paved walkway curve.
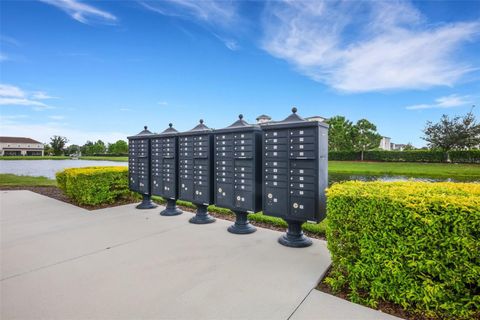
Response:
[1,191,400,319]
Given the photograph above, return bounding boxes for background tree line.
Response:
[44,138,128,156]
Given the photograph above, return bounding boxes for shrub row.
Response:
[329,150,480,163]
[326,181,480,319]
[56,166,132,205]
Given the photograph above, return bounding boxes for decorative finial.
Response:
[239,114,243,120]
[292,107,297,114]
[200,119,204,124]
[169,123,173,128]
[144,125,148,130]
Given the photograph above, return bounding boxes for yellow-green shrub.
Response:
[326,181,480,319]
[56,166,131,205]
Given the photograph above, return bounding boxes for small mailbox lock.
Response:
[267,193,273,199]
[293,202,299,209]
[218,188,223,193]
[237,196,241,201]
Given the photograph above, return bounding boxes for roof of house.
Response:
[0,137,43,144]
[305,116,328,121]
[256,114,272,120]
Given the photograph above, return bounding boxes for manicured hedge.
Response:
[326,181,480,319]
[329,150,480,163]
[56,166,131,205]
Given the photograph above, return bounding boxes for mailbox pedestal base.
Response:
[278,220,312,248]
[228,211,256,234]
[136,194,158,210]
[189,204,216,224]
[160,199,183,216]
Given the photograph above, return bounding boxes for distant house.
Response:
[256,114,272,124]
[305,115,328,122]
[391,143,408,151]
[0,137,44,156]
[379,136,391,151]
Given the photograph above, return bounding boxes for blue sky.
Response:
[1,0,479,147]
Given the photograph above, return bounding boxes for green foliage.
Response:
[326,181,480,319]
[326,116,355,151]
[328,150,480,163]
[64,144,80,156]
[81,140,107,156]
[50,135,68,156]
[56,166,132,205]
[449,149,480,163]
[0,156,70,160]
[423,110,480,151]
[108,140,128,154]
[352,119,382,152]
[329,151,361,161]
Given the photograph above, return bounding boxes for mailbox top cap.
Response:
[159,123,179,135]
[261,107,329,129]
[216,114,260,133]
[180,119,213,135]
[127,125,154,139]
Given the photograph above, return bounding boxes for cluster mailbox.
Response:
[260,108,328,247]
[150,123,183,216]
[127,108,328,247]
[127,126,158,209]
[177,120,216,224]
[214,115,262,234]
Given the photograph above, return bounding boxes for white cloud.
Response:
[48,115,66,120]
[31,91,58,100]
[406,94,473,110]
[39,0,117,24]
[119,107,132,111]
[262,1,480,93]
[0,84,55,110]
[157,101,168,106]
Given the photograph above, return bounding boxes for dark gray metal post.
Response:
[136,194,157,209]
[189,204,216,224]
[278,220,312,248]
[228,211,256,234]
[160,199,183,216]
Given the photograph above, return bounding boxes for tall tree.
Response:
[422,109,480,152]
[352,119,382,160]
[64,144,80,156]
[50,136,68,156]
[326,116,355,151]
[108,140,128,154]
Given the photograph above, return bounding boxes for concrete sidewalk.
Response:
[1,190,400,319]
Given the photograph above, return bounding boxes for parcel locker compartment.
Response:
[290,182,315,191]
[215,183,233,208]
[264,130,288,138]
[138,179,149,193]
[290,189,315,198]
[179,179,194,200]
[162,184,176,199]
[264,187,288,215]
[234,190,254,211]
[235,177,253,186]
[234,144,253,152]
[290,175,315,184]
[234,138,253,146]
[235,159,253,168]
[289,151,316,159]
[265,144,287,152]
[194,186,210,203]
[265,151,287,159]
[234,151,253,158]
[264,137,288,145]
[235,184,253,191]
[265,180,287,188]
[216,133,234,141]
[265,167,288,175]
[289,128,316,137]
[264,160,287,168]
[264,174,288,182]
[289,143,315,151]
[234,132,253,140]
[215,145,234,152]
[151,179,163,195]
[290,167,315,176]
[216,176,234,184]
[289,197,316,220]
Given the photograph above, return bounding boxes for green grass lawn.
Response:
[0,174,56,186]
[79,156,128,162]
[329,161,480,178]
[0,156,70,160]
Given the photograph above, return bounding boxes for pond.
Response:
[0,160,127,179]
[0,160,477,184]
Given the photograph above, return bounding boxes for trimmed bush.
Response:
[328,150,480,163]
[449,150,480,163]
[325,181,480,318]
[56,166,131,205]
[329,151,361,161]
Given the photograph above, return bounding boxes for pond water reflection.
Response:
[0,160,477,184]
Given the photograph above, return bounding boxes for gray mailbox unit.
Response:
[150,123,183,216]
[178,120,216,224]
[214,115,262,234]
[128,126,158,209]
[261,108,328,247]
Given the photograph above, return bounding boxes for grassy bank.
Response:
[79,156,128,162]
[0,174,56,186]
[0,156,128,161]
[329,161,480,178]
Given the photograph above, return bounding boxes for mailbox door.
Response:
[128,139,139,192]
[178,136,195,202]
[162,158,176,199]
[214,133,234,208]
[150,138,163,196]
